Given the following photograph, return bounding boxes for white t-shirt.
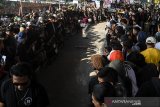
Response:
[155,42,160,50]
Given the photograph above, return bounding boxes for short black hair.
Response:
[127,52,146,67]
[92,82,116,104]
[97,67,118,84]
[10,62,32,77]
[110,40,122,50]
[122,39,133,49]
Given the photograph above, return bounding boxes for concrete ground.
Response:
[37,22,106,107]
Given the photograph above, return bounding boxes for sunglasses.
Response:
[13,82,28,86]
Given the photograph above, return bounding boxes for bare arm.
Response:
[0,102,4,107]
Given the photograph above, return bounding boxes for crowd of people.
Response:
[89,3,160,107]
[0,2,108,107]
[0,1,160,107]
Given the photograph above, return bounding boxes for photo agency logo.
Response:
[104,97,160,107]
[105,98,141,106]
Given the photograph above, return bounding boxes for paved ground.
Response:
[37,22,106,107]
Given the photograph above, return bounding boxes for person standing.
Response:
[141,36,160,69]
[0,62,49,107]
[3,27,17,71]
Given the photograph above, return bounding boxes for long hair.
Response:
[91,54,104,70]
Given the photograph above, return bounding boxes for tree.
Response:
[0,0,5,4]
[0,0,5,8]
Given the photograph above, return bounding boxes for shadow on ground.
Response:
[36,23,105,107]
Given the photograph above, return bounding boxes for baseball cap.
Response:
[146,36,156,44]
[138,8,143,12]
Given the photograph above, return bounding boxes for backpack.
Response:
[123,61,138,96]
[115,61,138,97]
[114,81,128,97]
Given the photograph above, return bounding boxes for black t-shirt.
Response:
[136,63,159,88]
[16,43,34,63]
[136,78,160,97]
[15,88,33,107]
[3,36,17,57]
[0,79,49,107]
[88,76,99,94]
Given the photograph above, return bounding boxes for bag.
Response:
[114,82,127,97]
[109,60,133,97]
[115,61,135,97]
[123,61,138,96]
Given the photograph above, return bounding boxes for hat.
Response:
[146,36,156,44]
[138,8,143,12]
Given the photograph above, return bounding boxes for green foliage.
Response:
[0,0,5,4]
[0,0,5,8]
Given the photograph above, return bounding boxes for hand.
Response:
[89,70,98,77]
